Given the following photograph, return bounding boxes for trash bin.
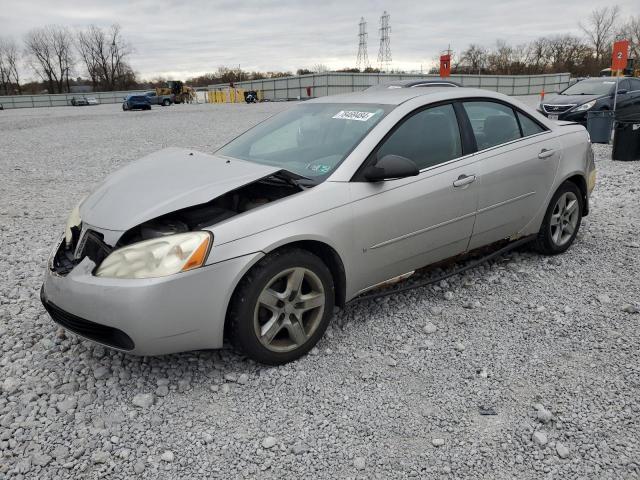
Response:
[612,121,640,161]
[244,90,258,103]
[587,111,614,144]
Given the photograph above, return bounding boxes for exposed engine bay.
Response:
[51,172,305,275]
[117,172,304,246]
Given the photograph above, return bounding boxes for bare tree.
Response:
[618,15,640,61]
[0,37,22,94]
[524,38,550,73]
[0,45,8,95]
[76,24,133,91]
[51,27,74,93]
[76,25,101,89]
[0,39,12,95]
[24,26,74,93]
[24,28,56,93]
[580,6,620,64]
[487,40,516,74]
[460,44,487,74]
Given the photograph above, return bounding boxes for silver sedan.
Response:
[41,88,596,364]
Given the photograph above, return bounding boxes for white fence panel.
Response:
[0,90,147,109]
[208,72,570,101]
[0,73,571,108]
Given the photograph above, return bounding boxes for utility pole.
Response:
[377,11,391,72]
[356,17,370,71]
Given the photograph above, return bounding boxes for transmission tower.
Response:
[356,17,370,71]
[377,11,391,71]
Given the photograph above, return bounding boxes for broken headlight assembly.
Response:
[95,231,212,279]
[64,200,83,248]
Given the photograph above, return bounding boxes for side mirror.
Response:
[363,154,420,182]
[617,88,628,95]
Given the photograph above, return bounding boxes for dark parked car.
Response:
[71,96,99,106]
[538,77,640,124]
[367,79,461,91]
[123,95,151,111]
[70,96,88,106]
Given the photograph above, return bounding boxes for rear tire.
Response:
[534,181,583,255]
[227,249,335,365]
[162,99,171,106]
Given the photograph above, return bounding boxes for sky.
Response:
[1,0,638,81]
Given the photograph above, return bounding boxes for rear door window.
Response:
[376,104,462,170]
[618,79,631,92]
[462,101,522,150]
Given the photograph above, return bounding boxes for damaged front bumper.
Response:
[41,240,263,355]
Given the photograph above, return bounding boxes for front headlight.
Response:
[95,231,212,279]
[573,100,597,112]
[64,202,83,248]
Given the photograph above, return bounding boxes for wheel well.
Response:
[269,241,347,308]
[222,240,347,342]
[564,174,588,216]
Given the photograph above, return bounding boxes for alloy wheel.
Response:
[550,191,579,247]
[253,267,325,352]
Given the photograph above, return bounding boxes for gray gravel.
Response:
[1,100,639,479]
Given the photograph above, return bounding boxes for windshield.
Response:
[561,79,615,96]
[217,103,390,181]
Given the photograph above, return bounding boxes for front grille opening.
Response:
[80,230,112,266]
[51,229,113,276]
[52,243,77,275]
[41,291,134,351]
[543,104,573,114]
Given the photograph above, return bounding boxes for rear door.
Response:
[349,103,479,293]
[461,100,560,250]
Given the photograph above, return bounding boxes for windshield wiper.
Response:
[269,170,317,188]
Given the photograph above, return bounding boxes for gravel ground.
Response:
[1,99,639,479]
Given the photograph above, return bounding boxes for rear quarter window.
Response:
[517,111,546,137]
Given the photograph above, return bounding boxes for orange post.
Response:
[439,54,451,78]
[540,89,545,101]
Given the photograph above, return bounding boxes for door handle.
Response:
[453,174,476,188]
[538,148,555,159]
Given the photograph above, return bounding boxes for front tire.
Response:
[534,181,583,255]
[162,99,171,106]
[228,249,335,365]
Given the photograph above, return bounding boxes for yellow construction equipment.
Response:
[156,81,196,104]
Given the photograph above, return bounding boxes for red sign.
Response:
[611,40,629,71]
[440,54,451,78]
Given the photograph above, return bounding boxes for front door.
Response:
[349,103,479,294]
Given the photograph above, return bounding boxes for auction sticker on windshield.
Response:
[332,110,376,121]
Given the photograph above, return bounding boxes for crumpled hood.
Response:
[80,147,280,231]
